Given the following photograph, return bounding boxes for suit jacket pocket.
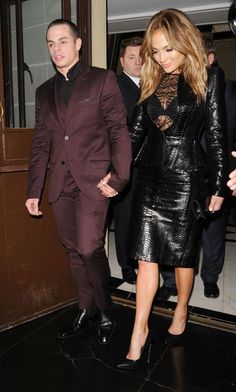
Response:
[77,98,97,106]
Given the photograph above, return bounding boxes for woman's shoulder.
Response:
[207,66,225,83]
[206,66,225,96]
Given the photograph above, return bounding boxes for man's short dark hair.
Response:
[46,19,80,41]
[119,36,143,57]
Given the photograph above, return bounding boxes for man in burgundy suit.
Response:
[25,19,131,345]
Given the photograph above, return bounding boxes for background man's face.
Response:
[120,45,142,78]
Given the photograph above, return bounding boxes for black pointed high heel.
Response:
[165,329,186,345]
[117,330,155,370]
[165,313,189,345]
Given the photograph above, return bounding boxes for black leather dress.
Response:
[128,68,227,267]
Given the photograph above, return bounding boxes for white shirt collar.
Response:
[123,71,140,87]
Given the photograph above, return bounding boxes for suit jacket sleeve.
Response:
[225,79,236,170]
[27,87,51,199]
[100,70,132,192]
[205,67,228,197]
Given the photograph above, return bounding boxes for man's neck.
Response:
[57,58,80,80]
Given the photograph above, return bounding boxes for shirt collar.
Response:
[56,60,81,82]
[123,71,140,87]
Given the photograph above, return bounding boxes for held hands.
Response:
[25,198,43,216]
[97,172,118,198]
[208,195,224,213]
[227,151,236,196]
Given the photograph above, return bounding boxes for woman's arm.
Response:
[227,151,236,195]
[130,104,148,163]
[205,67,228,199]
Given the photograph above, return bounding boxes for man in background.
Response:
[112,36,142,284]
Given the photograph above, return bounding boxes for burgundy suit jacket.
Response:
[27,62,132,202]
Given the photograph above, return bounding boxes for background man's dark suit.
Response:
[200,79,236,287]
[117,72,140,126]
[27,62,131,314]
[112,71,140,274]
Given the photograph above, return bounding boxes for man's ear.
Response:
[120,57,124,67]
[207,52,215,66]
[76,37,82,51]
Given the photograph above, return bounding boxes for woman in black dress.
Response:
[117,8,227,369]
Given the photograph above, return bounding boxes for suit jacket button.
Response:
[64,135,69,140]
[61,160,65,165]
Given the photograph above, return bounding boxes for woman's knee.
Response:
[138,259,158,273]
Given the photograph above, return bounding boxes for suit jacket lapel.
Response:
[46,76,65,129]
[120,72,140,94]
[46,63,92,131]
[64,63,91,127]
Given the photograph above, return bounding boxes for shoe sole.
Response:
[204,293,220,298]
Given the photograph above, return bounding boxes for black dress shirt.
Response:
[56,60,81,105]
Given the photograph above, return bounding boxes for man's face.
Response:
[120,45,142,78]
[47,24,82,76]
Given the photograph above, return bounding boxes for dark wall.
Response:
[0,130,77,331]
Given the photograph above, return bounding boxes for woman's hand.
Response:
[208,195,224,213]
[227,152,236,195]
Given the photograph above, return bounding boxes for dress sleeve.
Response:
[129,103,148,163]
[205,67,228,197]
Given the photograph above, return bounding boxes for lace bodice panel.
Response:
[149,73,179,131]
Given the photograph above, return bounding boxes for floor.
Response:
[1,297,236,392]
[1,212,236,391]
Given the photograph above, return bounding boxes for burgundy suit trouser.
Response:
[51,178,111,311]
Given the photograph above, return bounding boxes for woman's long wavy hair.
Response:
[139,8,208,103]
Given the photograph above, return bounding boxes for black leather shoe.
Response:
[204,282,220,298]
[97,310,116,345]
[122,267,137,284]
[156,285,177,300]
[57,308,97,339]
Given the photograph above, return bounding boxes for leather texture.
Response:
[128,67,228,267]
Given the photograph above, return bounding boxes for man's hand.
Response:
[227,151,236,196]
[97,172,118,198]
[208,195,224,213]
[25,198,43,216]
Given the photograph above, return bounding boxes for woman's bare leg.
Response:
[168,267,194,335]
[127,260,159,360]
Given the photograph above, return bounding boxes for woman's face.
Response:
[151,30,185,74]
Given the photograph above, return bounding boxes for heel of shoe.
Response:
[147,342,153,364]
[143,330,155,364]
